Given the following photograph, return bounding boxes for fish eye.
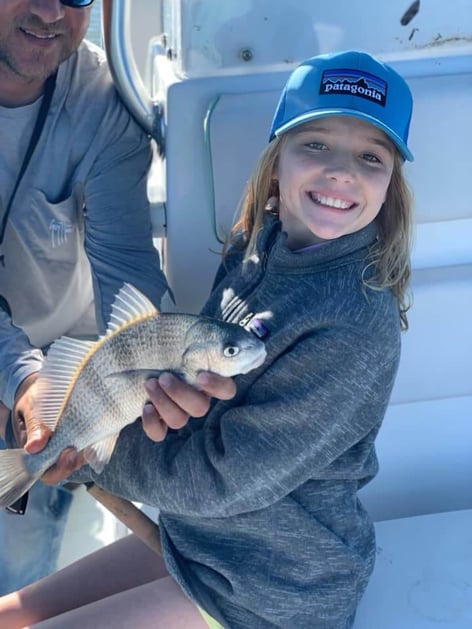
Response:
[223,345,240,358]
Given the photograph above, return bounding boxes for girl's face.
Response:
[275,116,395,249]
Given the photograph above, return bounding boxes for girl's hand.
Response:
[142,372,236,442]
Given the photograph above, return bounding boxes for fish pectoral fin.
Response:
[105,370,187,386]
[82,433,121,474]
[105,369,164,382]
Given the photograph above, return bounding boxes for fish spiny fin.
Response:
[0,449,35,509]
[105,283,158,336]
[35,337,95,431]
[82,433,121,473]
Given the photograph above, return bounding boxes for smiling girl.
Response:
[275,116,396,245]
[0,50,414,629]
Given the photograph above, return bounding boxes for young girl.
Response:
[0,49,414,629]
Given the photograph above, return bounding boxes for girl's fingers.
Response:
[145,375,211,421]
[141,402,168,442]
[141,372,237,441]
[195,372,237,401]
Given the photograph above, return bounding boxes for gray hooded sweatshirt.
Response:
[73,215,401,628]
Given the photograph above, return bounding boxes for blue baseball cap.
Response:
[269,50,414,161]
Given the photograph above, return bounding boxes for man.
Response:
[0,0,234,594]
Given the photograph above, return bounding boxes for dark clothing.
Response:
[78,215,401,628]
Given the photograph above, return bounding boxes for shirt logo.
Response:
[49,219,73,248]
[238,313,270,339]
[320,69,387,106]
[220,288,272,338]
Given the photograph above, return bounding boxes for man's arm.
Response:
[0,309,43,411]
[82,102,169,326]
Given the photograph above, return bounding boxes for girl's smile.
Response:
[275,116,395,249]
[307,192,357,211]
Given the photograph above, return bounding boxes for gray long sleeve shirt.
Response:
[0,41,168,408]
[73,215,401,628]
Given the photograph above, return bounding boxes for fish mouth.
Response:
[240,348,267,374]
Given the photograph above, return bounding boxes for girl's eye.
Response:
[361,152,382,164]
[305,142,326,151]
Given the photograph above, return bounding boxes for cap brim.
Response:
[274,109,414,162]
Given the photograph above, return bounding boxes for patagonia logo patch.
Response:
[238,311,272,339]
[320,69,387,106]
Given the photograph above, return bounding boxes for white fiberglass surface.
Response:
[163,0,472,76]
[355,509,472,628]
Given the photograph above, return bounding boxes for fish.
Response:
[0,283,267,508]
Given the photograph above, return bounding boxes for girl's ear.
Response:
[269,178,279,199]
[266,196,279,212]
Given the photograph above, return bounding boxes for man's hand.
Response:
[142,371,236,442]
[12,373,47,452]
[12,373,85,485]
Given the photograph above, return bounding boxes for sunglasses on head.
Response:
[60,0,95,7]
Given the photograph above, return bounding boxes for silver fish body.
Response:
[0,284,266,508]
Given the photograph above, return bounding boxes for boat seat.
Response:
[353,266,472,627]
[354,509,472,628]
[354,394,472,627]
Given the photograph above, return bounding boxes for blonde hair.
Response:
[226,134,413,330]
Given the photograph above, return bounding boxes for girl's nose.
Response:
[324,154,356,183]
[29,0,66,24]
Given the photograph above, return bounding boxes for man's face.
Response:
[0,0,91,83]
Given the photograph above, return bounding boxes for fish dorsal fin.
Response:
[36,337,96,431]
[105,283,158,336]
[82,433,121,473]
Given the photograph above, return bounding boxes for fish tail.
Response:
[0,449,37,509]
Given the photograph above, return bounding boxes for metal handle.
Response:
[101,0,165,155]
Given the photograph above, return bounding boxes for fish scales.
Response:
[38,317,199,462]
[0,284,267,508]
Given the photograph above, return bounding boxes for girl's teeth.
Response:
[313,194,353,209]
